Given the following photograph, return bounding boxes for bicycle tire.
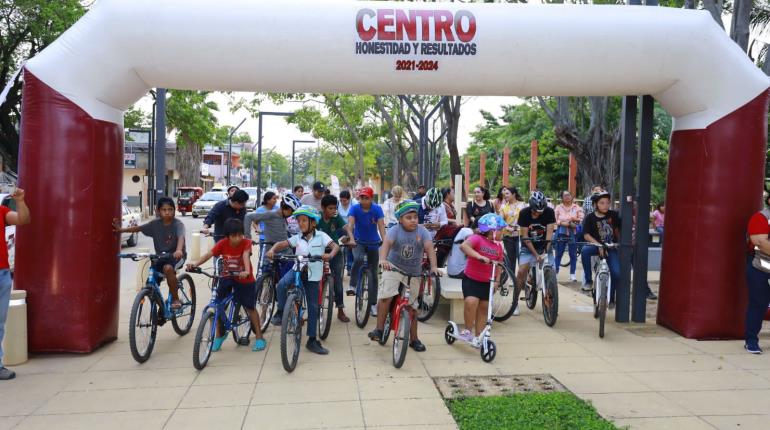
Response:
[392,308,411,369]
[525,267,538,310]
[280,293,302,372]
[542,266,559,327]
[598,272,609,338]
[129,288,158,363]
[231,303,252,346]
[355,270,371,328]
[319,274,334,340]
[171,274,196,336]
[192,309,215,370]
[416,274,441,322]
[255,274,276,333]
[492,269,516,322]
[379,312,392,345]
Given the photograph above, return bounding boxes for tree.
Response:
[0,0,87,170]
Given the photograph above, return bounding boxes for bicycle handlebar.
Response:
[118,252,171,261]
[186,266,241,278]
[577,242,620,249]
[272,254,326,263]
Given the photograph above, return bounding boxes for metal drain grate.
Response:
[434,374,567,399]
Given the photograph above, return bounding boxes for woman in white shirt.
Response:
[382,185,405,228]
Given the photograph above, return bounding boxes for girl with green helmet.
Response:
[418,187,448,238]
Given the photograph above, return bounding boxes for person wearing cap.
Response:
[226,185,240,198]
[301,181,326,211]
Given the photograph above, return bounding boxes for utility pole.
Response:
[155,88,167,203]
[227,118,247,186]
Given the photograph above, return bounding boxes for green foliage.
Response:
[447,392,621,430]
[240,149,291,189]
[124,106,151,130]
[166,91,225,148]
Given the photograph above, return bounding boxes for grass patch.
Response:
[447,392,620,430]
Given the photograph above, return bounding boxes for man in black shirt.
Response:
[516,191,556,295]
[581,191,621,303]
[202,190,249,241]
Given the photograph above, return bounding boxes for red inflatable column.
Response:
[16,70,123,352]
[658,90,770,339]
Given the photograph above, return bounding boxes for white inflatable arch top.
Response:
[25,0,769,130]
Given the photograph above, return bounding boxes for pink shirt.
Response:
[652,210,664,228]
[555,204,584,231]
[464,234,504,283]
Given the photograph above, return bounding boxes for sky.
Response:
[136,93,523,157]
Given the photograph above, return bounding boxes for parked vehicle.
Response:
[177,187,204,216]
[242,187,259,211]
[0,194,15,273]
[121,203,142,247]
[191,191,228,218]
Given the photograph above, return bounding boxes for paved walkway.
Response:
[2,233,769,429]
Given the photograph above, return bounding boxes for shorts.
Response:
[378,267,419,307]
[153,254,185,273]
[216,278,257,310]
[519,247,554,267]
[462,276,490,300]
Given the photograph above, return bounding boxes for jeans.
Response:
[502,236,519,277]
[276,270,320,338]
[745,255,770,346]
[351,245,379,306]
[345,247,354,273]
[581,246,620,302]
[329,253,345,308]
[656,226,664,247]
[554,232,578,275]
[0,270,11,365]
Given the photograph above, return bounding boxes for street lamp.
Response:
[292,140,315,189]
[227,117,247,186]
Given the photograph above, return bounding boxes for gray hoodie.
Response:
[244,211,289,245]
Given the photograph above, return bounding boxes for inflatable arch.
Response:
[18,0,770,351]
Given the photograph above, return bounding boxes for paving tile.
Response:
[166,406,248,430]
[36,387,187,415]
[674,338,747,355]
[0,416,24,430]
[603,354,734,372]
[251,379,359,405]
[613,416,716,430]
[366,426,458,430]
[15,410,171,430]
[491,341,593,358]
[7,353,103,375]
[358,376,441,400]
[88,352,192,371]
[243,401,363,429]
[0,374,78,416]
[362,398,456,427]
[193,364,261,386]
[720,353,770,370]
[552,372,651,394]
[421,358,498,378]
[179,383,255,408]
[579,338,702,356]
[64,368,196,391]
[355,358,430,379]
[664,390,770,416]
[701,414,770,430]
[580,392,692,419]
[493,356,615,374]
[258,360,356,382]
[629,370,769,392]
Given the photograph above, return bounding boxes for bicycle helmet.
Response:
[292,205,321,222]
[424,187,443,209]
[394,200,420,219]
[281,193,301,211]
[529,191,547,211]
[591,191,611,204]
[477,213,506,233]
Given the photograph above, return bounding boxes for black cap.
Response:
[230,189,249,203]
[312,181,326,192]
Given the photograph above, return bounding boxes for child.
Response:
[317,195,350,323]
[345,186,386,317]
[446,227,474,278]
[187,219,266,352]
[581,191,621,306]
[459,213,505,343]
[368,201,439,353]
[267,205,339,355]
[245,193,301,276]
[113,197,186,309]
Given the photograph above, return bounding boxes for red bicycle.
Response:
[376,267,422,368]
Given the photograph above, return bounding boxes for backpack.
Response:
[434,224,464,268]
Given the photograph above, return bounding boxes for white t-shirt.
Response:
[421,198,448,239]
[287,230,332,282]
[447,228,474,277]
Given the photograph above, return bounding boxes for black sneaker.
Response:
[608,301,616,310]
[647,291,658,300]
[306,339,329,355]
[745,343,763,355]
[0,367,15,380]
[409,340,426,352]
[368,329,383,342]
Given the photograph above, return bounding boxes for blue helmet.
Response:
[477,213,506,233]
[292,205,321,222]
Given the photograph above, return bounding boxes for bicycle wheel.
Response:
[192,309,215,370]
[416,274,441,322]
[392,308,411,369]
[354,270,371,328]
[280,294,302,372]
[597,272,609,338]
[129,289,158,363]
[255,274,276,333]
[171,274,197,336]
[492,271,516,322]
[379,311,392,346]
[231,303,252,346]
[542,266,559,327]
[525,267,538,310]
[318,274,334,340]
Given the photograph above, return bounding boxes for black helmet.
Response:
[529,191,547,211]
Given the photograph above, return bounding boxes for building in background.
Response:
[123,130,178,213]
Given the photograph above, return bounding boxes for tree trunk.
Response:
[730,0,752,52]
[443,96,463,180]
[176,134,202,187]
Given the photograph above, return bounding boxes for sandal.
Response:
[252,339,267,351]
[212,335,227,352]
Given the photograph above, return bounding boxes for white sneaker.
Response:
[513,306,520,316]
[459,329,475,343]
[371,304,378,316]
[570,274,577,282]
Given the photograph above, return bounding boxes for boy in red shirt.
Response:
[187,219,266,352]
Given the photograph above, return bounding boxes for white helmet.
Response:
[282,193,301,211]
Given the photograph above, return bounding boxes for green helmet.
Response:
[424,187,443,209]
[394,200,420,219]
[292,205,321,222]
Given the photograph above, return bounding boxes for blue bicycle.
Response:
[119,253,196,363]
[188,259,255,370]
[342,240,381,328]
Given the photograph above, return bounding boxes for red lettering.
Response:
[455,10,477,43]
[396,10,417,41]
[413,10,433,41]
[434,10,454,42]
[356,9,376,41]
[377,9,396,41]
